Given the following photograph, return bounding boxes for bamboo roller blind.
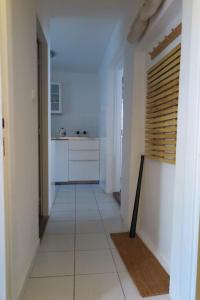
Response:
[145,43,181,164]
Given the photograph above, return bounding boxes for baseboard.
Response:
[137,229,170,274]
[55,181,99,185]
[18,239,40,300]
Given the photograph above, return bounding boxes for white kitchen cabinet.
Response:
[69,139,100,182]
[50,141,56,210]
[55,140,69,182]
[69,140,99,150]
[69,150,99,161]
[54,139,100,183]
[69,161,99,181]
[51,83,62,114]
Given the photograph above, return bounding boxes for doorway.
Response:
[37,21,49,238]
[37,38,46,238]
[113,66,124,204]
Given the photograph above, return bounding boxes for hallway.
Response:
[22,185,170,300]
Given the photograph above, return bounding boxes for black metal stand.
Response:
[129,155,145,238]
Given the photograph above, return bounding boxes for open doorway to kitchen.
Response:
[37,20,49,238]
[113,66,124,205]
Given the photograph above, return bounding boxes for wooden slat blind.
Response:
[145,44,181,164]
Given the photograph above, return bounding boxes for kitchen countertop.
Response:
[51,136,99,141]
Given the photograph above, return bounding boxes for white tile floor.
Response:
[22,184,171,300]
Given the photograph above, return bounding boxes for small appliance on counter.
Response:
[59,128,67,137]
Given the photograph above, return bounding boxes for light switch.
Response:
[31,89,36,101]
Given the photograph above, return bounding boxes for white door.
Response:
[0,46,6,299]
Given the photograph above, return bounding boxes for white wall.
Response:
[121,48,146,228]
[98,24,134,193]
[2,0,48,298]
[139,162,175,271]
[99,67,115,192]
[170,0,200,298]
[99,0,182,275]
[51,71,100,137]
[137,19,181,272]
[98,1,141,193]
[119,4,182,276]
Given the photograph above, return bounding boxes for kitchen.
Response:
[50,67,101,187]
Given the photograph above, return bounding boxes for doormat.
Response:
[111,233,170,298]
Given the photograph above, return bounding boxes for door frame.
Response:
[0,0,10,298]
[37,19,50,233]
[0,30,7,300]
[113,64,124,192]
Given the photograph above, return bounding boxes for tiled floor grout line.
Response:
[31,271,120,279]
[92,189,127,300]
[39,247,115,253]
[47,221,75,223]
[108,245,127,300]
[73,271,120,276]
[30,275,74,279]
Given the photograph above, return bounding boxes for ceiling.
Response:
[46,0,137,19]
[46,0,139,72]
[50,17,118,72]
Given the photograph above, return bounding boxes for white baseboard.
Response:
[18,239,40,300]
[137,229,170,274]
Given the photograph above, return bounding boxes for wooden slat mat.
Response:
[111,233,169,298]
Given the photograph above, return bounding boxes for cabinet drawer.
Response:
[69,150,99,161]
[69,140,99,150]
[69,161,99,181]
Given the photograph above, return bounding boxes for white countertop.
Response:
[51,136,99,141]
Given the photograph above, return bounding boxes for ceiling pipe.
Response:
[127,0,165,43]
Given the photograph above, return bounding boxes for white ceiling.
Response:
[47,0,136,19]
[47,0,139,72]
[50,18,118,72]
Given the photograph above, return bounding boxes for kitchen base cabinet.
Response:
[53,139,100,183]
[68,140,100,182]
[69,161,99,181]
[54,141,69,182]
[50,141,56,209]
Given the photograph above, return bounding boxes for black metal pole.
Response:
[129,155,145,238]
